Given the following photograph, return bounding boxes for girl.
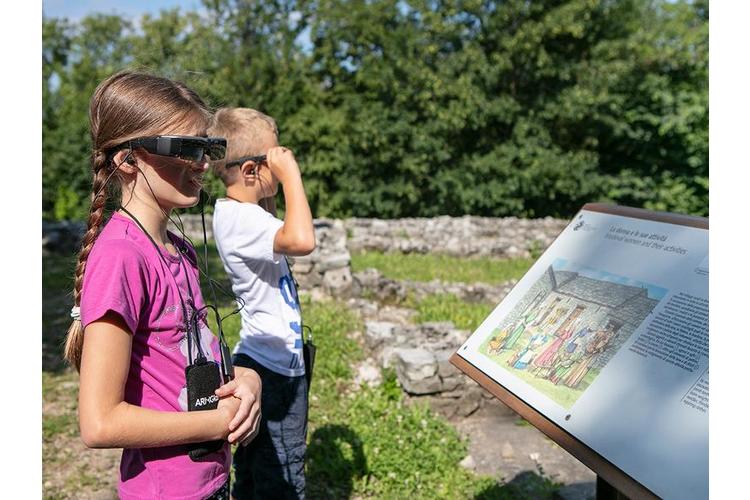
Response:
[63,71,262,500]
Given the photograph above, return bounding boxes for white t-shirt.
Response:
[212,199,305,377]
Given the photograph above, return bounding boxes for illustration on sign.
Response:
[479,258,668,409]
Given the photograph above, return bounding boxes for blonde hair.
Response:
[64,71,212,371]
[207,107,278,185]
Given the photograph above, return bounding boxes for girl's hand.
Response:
[215,369,262,445]
[216,395,241,440]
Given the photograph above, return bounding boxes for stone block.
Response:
[379,346,398,369]
[426,396,458,419]
[399,374,442,395]
[317,250,351,273]
[290,260,314,274]
[394,348,437,381]
[295,272,322,288]
[364,321,396,349]
[440,375,461,392]
[323,266,353,298]
[352,268,381,289]
[456,389,483,417]
[435,349,460,378]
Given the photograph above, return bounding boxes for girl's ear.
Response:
[113,150,138,174]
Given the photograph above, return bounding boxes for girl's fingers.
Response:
[229,403,261,444]
[215,379,237,397]
[228,396,252,432]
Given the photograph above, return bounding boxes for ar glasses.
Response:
[112,136,228,163]
[224,154,267,169]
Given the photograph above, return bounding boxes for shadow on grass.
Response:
[306,424,367,500]
[474,470,562,500]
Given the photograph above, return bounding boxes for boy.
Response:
[208,108,316,499]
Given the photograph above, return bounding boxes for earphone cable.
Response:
[124,157,245,319]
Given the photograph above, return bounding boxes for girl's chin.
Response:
[170,193,202,209]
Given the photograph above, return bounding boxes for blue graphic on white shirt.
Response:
[279,273,304,369]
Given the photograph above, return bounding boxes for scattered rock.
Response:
[455,389,483,417]
[364,321,396,349]
[323,266,353,297]
[317,250,351,273]
[353,359,382,387]
[502,442,514,458]
[394,348,443,395]
[459,455,476,471]
[394,348,437,380]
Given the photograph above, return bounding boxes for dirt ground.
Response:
[451,401,596,500]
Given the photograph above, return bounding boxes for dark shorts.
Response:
[231,353,308,500]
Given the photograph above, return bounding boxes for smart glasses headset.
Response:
[110,135,228,162]
[224,154,267,169]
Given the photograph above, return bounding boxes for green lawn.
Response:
[406,293,496,332]
[351,250,534,284]
[211,297,501,498]
[43,244,559,499]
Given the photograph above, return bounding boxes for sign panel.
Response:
[451,204,708,499]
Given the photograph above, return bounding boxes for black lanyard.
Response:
[118,206,208,364]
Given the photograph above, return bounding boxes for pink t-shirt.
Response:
[80,212,230,500]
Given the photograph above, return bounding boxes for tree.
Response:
[42,0,708,220]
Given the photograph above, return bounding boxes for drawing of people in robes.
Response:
[564,327,614,389]
[511,333,547,370]
[549,352,580,384]
[487,328,510,355]
[502,309,538,350]
[532,297,561,327]
[548,327,589,384]
[543,306,569,330]
[532,318,581,376]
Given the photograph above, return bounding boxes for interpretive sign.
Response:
[451,203,708,499]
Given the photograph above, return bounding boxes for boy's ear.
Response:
[240,160,259,179]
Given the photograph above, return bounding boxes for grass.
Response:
[42,372,80,440]
[43,243,562,499]
[211,296,499,497]
[351,250,534,284]
[299,297,502,498]
[406,293,496,331]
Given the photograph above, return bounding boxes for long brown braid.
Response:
[63,71,212,371]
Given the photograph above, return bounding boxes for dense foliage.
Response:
[43,0,707,220]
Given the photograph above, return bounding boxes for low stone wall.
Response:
[43,213,565,417]
[359,315,506,418]
[352,268,516,304]
[289,219,353,297]
[42,220,85,254]
[44,213,568,259]
[345,216,568,258]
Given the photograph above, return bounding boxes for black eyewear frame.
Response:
[110,135,228,163]
[224,154,267,169]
